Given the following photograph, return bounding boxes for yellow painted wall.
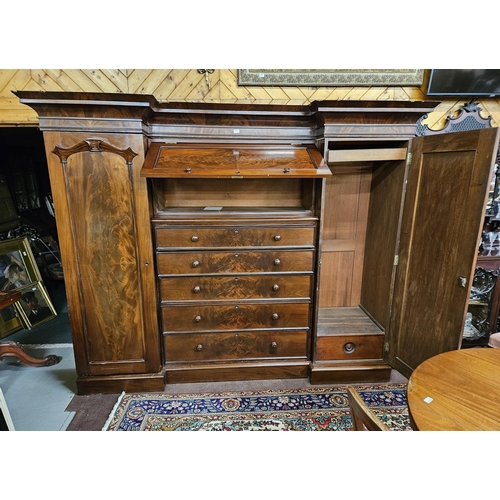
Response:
[1,69,500,130]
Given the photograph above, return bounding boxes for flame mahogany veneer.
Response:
[14,92,444,394]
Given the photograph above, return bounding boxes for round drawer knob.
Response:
[193,286,201,293]
[272,284,280,291]
[270,341,278,349]
[283,168,290,174]
[192,260,200,268]
[194,315,202,323]
[274,235,281,241]
[185,167,192,173]
[196,344,203,351]
[274,259,281,266]
[272,313,279,320]
[191,235,199,242]
[234,229,239,234]
[343,342,356,354]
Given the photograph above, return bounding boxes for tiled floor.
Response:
[0,280,78,431]
[0,345,77,431]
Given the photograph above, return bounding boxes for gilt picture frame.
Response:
[15,281,57,329]
[238,69,424,87]
[0,237,42,292]
[0,304,23,339]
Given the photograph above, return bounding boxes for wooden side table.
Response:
[0,290,61,367]
[407,348,500,430]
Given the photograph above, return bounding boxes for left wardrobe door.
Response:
[44,132,162,394]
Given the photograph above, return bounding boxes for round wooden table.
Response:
[407,348,500,430]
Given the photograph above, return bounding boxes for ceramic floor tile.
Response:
[0,346,77,431]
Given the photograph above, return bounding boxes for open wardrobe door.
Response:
[386,127,500,379]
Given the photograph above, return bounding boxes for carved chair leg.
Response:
[0,341,61,367]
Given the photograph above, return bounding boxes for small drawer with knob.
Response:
[159,275,312,301]
[161,303,310,332]
[163,329,309,362]
[156,250,314,275]
[315,334,385,361]
[154,226,315,249]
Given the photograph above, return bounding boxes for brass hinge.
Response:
[394,255,399,266]
[406,152,413,167]
[384,342,390,353]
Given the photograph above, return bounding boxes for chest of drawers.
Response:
[154,220,317,382]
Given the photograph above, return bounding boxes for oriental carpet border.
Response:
[103,383,411,431]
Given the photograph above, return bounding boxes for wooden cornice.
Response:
[14,91,441,142]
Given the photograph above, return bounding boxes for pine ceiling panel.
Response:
[217,81,240,102]
[30,70,65,92]
[203,81,223,102]
[127,70,155,94]
[61,70,103,92]
[244,87,274,101]
[0,98,38,124]
[166,71,205,101]
[320,87,356,100]
[43,69,87,92]
[136,70,175,95]
[401,86,426,100]
[153,69,191,101]
[392,87,415,100]
[1,68,499,129]
[424,101,459,129]
[80,70,123,93]
[185,82,210,101]
[23,80,45,92]
[0,70,18,94]
[358,87,389,100]
[280,88,308,101]
[0,70,31,97]
[481,100,500,126]
[100,69,129,93]
[261,87,289,100]
[309,89,338,101]
[219,73,254,100]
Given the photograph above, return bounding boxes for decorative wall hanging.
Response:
[237,69,424,87]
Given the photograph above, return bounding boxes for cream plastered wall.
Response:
[1,69,499,129]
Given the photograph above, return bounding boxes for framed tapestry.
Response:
[238,69,424,87]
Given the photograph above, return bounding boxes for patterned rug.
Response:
[103,383,411,431]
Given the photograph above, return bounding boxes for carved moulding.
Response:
[52,139,138,164]
[416,100,493,136]
[238,69,424,87]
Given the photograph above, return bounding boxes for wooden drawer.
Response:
[155,226,315,249]
[160,274,312,301]
[157,250,314,275]
[315,334,384,361]
[162,303,310,332]
[164,329,308,362]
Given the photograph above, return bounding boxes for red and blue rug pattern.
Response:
[104,383,411,431]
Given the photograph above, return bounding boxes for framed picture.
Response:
[0,237,42,292]
[0,304,23,339]
[15,282,57,329]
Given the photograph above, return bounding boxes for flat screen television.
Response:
[427,69,500,97]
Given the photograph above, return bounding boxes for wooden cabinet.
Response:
[14,92,499,393]
[148,145,326,383]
